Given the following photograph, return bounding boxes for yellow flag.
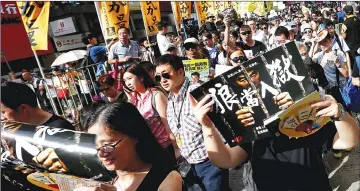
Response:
[141,1,161,36]
[213,2,226,15]
[225,2,239,11]
[16,2,50,51]
[172,1,192,32]
[98,2,130,41]
[195,1,214,27]
[248,2,266,16]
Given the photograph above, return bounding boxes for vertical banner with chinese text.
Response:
[195,1,214,27]
[171,1,192,32]
[16,2,50,50]
[98,2,130,41]
[213,1,226,15]
[140,1,161,36]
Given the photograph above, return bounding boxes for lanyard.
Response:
[172,82,190,129]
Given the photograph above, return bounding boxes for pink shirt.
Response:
[128,88,171,148]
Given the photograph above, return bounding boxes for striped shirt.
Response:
[166,77,208,164]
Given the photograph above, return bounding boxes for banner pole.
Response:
[32,50,59,115]
[140,3,154,63]
[1,51,12,71]
[171,2,180,36]
[194,2,201,28]
[94,2,109,47]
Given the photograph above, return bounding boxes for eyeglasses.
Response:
[97,138,124,153]
[240,31,252,36]
[231,56,248,63]
[261,27,268,30]
[303,30,312,34]
[184,43,197,50]
[155,73,171,82]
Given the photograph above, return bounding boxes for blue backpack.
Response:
[339,77,360,112]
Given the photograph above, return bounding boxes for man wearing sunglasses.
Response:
[154,54,231,191]
[225,22,267,60]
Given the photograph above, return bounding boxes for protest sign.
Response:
[141,1,161,36]
[190,42,317,146]
[1,121,114,190]
[183,59,210,82]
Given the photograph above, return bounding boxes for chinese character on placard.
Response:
[240,87,259,107]
[201,2,209,12]
[266,55,305,87]
[260,81,279,98]
[4,4,17,15]
[208,83,240,114]
[27,30,37,46]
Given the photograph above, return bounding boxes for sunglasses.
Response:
[303,30,312,34]
[231,56,248,63]
[184,43,197,50]
[155,73,171,82]
[240,31,252,36]
[261,27,268,30]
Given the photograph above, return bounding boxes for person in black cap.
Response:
[341,5,360,75]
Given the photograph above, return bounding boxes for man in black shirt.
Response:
[190,91,359,191]
[341,5,360,70]
[1,82,75,191]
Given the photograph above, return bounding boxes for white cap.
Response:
[184,37,199,45]
[301,23,312,33]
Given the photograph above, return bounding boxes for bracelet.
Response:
[331,103,345,121]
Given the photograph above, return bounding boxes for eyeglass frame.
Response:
[96,137,124,153]
[155,72,171,82]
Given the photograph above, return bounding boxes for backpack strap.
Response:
[151,90,160,116]
[334,33,344,53]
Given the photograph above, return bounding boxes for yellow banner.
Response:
[225,2,239,11]
[99,2,130,41]
[172,2,192,32]
[248,2,266,16]
[213,2,226,15]
[16,2,50,51]
[195,1,215,27]
[141,1,161,36]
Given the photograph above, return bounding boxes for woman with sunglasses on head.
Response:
[96,74,127,103]
[77,102,182,191]
[122,64,178,161]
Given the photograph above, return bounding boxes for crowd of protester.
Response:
[1,2,360,191]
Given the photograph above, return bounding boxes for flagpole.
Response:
[140,3,154,64]
[194,2,201,28]
[32,50,59,115]
[171,2,180,36]
[94,2,108,47]
[1,51,12,71]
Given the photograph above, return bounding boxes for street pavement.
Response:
[229,145,360,191]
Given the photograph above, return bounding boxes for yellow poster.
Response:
[183,59,209,82]
[238,2,251,18]
[248,2,266,16]
[213,1,226,15]
[172,1,192,31]
[195,2,214,27]
[98,2,130,41]
[141,1,161,36]
[278,92,330,138]
[225,2,239,12]
[16,2,50,51]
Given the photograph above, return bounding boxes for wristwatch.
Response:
[331,103,346,121]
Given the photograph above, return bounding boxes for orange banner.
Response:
[141,1,161,36]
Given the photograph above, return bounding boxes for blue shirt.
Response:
[88,45,107,76]
[337,11,345,23]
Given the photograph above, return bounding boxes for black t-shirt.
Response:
[240,122,337,191]
[352,60,360,78]
[1,115,75,191]
[236,40,267,58]
[343,16,360,51]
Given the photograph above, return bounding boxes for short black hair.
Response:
[81,33,97,45]
[191,72,200,77]
[1,82,38,110]
[323,19,334,27]
[203,32,212,39]
[157,22,168,31]
[275,26,290,39]
[117,27,130,34]
[139,61,155,72]
[210,30,219,36]
[138,37,147,45]
[155,54,184,71]
[260,22,269,28]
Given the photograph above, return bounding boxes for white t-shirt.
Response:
[253,30,267,47]
[156,33,171,55]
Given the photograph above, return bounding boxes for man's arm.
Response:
[189,95,248,169]
[223,17,237,50]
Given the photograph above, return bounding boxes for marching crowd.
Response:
[2,2,360,191]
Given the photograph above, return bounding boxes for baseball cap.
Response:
[343,5,354,14]
[301,23,312,33]
[184,37,199,45]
